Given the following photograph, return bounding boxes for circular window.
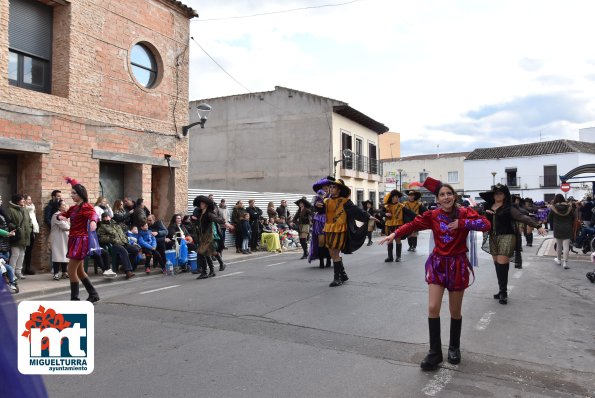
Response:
[130,43,158,88]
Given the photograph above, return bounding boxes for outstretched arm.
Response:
[379,211,432,245]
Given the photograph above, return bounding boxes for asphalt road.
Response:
[38,231,595,397]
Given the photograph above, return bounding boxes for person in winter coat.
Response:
[97,213,138,279]
[112,199,131,233]
[147,214,169,263]
[292,198,312,259]
[137,222,165,274]
[231,201,247,253]
[132,198,150,229]
[548,194,576,270]
[266,201,277,221]
[43,189,62,228]
[246,200,263,251]
[7,194,31,280]
[240,213,252,254]
[50,200,70,280]
[0,196,12,262]
[23,194,39,275]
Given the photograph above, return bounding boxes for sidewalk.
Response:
[537,237,594,263]
[14,247,299,300]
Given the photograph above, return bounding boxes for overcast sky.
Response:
[185,0,595,156]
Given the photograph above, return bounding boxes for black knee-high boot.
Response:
[385,243,394,262]
[367,232,373,246]
[412,237,418,251]
[196,255,209,279]
[214,254,226,271]
[493,262,502,299]
[300,238,308,259]
[70,282,80,301]
[339,261,348,282]
[499,263,509,304]
[325,248,332,268]
[395,244,402,262]
[81,277,99,303]
[329,260,343,287]
[421,317,443,370]
[448,318,462,364]
[207,256,216,277]
[407,237,413,251]
[526,233,533,247]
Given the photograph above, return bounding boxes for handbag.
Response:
[87,222,102,256]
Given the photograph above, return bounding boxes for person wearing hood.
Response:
[7,194,31,280]
[548,194,576,269]
[314,179,378,287]
[480,184,547,305]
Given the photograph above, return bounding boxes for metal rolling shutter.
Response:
[9,0,53,60]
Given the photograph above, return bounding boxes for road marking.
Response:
[226,253,284,265]
[139,285,180,295]
[421,368,453,396]
[475,311,496,330]
[213,271,244,279]
[266,262,286,267]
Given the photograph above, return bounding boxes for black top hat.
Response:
[479,183,511,205]
[294,197,312,208]
[193,195,215,211]
[385,189,403,204]
[312,176,335,192]
[330,179,351,198]
[362,199,373,208]
[406,190,421,200]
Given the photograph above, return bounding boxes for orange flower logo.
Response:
[21,305,72,350]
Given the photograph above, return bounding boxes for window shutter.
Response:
[9,0,53,60]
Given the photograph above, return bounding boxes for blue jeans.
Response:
[242,238,249,252]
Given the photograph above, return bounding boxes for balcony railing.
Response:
[539,175,559,188]
[342,154,382,175]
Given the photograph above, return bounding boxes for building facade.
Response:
[0,0,197,270]
[464,140,595,203]
[188,86,388,207]
[381,152,469,203]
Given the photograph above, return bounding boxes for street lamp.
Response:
[397,168,403,191]
[333,149,353,177]
[182,103,212,136]
[491,171,497,187]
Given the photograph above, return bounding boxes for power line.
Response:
[193,0,365,22]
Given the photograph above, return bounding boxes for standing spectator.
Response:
[93,196,113,219]
[43,190,61,228]
[548,194,576,270]
[132,198,149,228]
[247,199,263,251]
[23,194,39,275]
[50,200,70,280]
[240,213,252,254]
[231,200,246,253]
[7,194,31,280]
[276,200,290,221]
[147,214,169,264]
[0,196,14,284]
[522,198,538,247]
[112,199,130,232]
[58,177,101,302]
[292,198,312,259]
[218,199,229,249]
[266,201,277,220]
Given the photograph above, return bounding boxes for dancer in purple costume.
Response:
[308,177,333,268]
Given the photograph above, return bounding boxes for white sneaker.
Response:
[563,262,569,269]
[103,269,117,278]
[53,273,60,281]
[9,284,17,293]
[554,258,561,265]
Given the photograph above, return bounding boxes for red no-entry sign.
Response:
[560,182,571,192]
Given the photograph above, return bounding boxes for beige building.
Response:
[0,0,197,270]
[189,86,388,207]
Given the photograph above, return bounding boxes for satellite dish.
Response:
[342,149,353,159]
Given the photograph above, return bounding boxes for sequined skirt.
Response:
[488,234,516,257]
[67,236,89,260]
[425,252,472,291]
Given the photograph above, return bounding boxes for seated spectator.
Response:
[112,199,131,232]
[132,198,150,228]
[260,219,282,253]
[97,212,138,279]
[276,216,289,231]
[94,196,113,219]
[147,214,169,262]
[138,222,165,274]
[50,200,70,280]
[0,228,18,293]
[168,214,196,251]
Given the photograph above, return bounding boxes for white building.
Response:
[464,139,595,203]
[381,152,469,203]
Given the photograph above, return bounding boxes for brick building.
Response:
[0,0,197,270]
